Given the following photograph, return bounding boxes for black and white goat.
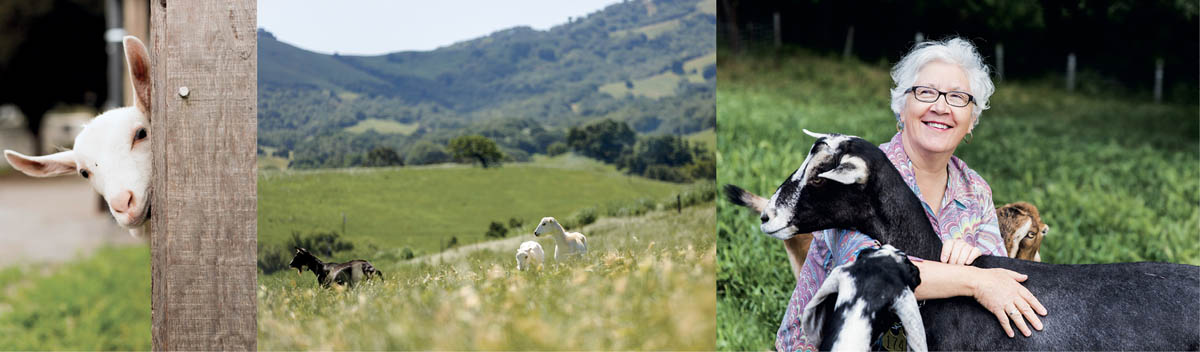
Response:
[726,130,1200,350]
[289,248,384,288]
[802,244,927,351]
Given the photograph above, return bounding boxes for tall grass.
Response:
[0,245,151,350]
[258,204,716,350]
[716,49,1199,350]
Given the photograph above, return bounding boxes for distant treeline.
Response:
[721,0,1198,104]
[259,117,714,183]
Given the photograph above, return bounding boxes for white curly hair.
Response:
[889,37,994,128]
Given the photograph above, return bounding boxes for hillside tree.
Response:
[448,135,505,168]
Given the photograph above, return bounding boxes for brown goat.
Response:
[996,202,1048,261]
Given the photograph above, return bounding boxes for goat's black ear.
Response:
[905,259,922,289]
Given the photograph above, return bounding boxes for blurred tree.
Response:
[448,135,505,168]
[567,119,636,163]
[364,146,403,167]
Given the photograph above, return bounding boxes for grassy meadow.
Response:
[0,245,150,350]
[258,154,685,256]
[716,49,1200,350]
[258,203,716,350]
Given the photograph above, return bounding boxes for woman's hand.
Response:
[941,238,982,265]
[971,268,1048,338]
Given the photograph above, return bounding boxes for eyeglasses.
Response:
[905,86,975,107]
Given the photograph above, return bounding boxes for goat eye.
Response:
[1026,232,1036,239]
[811,177,825,185]
[80,170,89,179]
[135,128,148,141]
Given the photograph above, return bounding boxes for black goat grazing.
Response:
[726,130,1200,350]
[289,247,384,288]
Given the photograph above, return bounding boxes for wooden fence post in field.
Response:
[150,0,257,350]
[1154,58,1164,104]
[1066,53,1076,92]
[995,43,1004,82]
[772,12,781,49]
[842,25,855,60]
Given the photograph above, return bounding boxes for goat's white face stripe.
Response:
[1010,218,1032,257]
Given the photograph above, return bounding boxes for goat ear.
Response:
[817,155,868,185]
[123,36,151,119]
[801,268,846,347]
[892,289,928,352]
[4,150,77,177]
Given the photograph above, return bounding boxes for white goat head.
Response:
[515,241,544,271]
[4,36,152,237]
[532,217,559,237]
[802,245,927,352]
[757,129,873,240]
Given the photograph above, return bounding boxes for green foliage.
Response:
[507,217,524,229]
[567,119,637,163]
[258,205,716,350]
[364,146,404,167]
[546,141,569,156]
[618,135,694,174]
[485,221,509,239]
[716,51,1199,350]
[404,140,450,165]
[572,207,599,228]
[448,135,505,168]
[0,245,150,350]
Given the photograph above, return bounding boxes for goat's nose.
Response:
[109,191,134,213]
[760,212,770,224]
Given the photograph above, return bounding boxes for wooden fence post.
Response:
[150,0,257,350]
[772,12,781,49]
[995,43,1004,82]
[842,25,855,59]
[1154,58,1164,104]
[1066,53,1076,92]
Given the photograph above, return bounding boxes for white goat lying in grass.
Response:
[515,240,544,271]
[4,36,152,238]
[533,217,587,261]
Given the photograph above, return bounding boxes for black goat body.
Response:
[289,247,384,288]
[728,132,1200,350]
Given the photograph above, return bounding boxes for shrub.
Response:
[546,142,569,156]
[405,141,450,165]
[485,221,508,238]
[572,207,598,228]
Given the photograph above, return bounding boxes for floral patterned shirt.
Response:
[775,132,1005,351]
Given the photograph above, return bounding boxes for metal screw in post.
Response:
[178,86,190,98]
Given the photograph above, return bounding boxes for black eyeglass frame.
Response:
[905,86,975,107]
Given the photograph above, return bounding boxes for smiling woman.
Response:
[767,37,1049,351]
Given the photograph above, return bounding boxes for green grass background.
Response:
[716,49,1200,350]
[0,245,151,350]
[258,154,685,256]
